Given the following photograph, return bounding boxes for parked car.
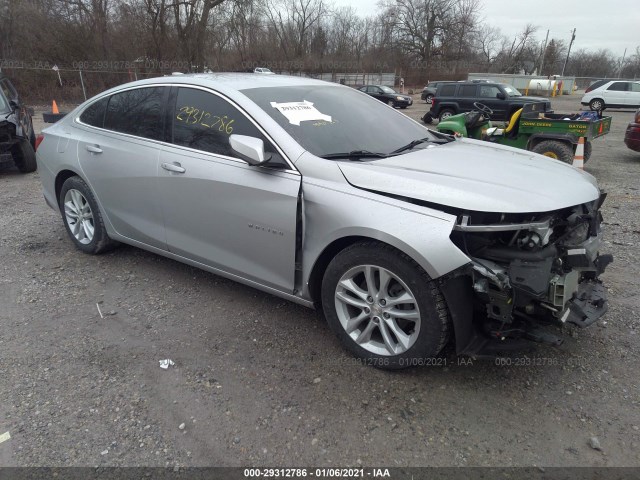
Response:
[581,80,640,111]
[625,109,640,152]
[36,74,611,368]
[0,73,37,173]
[426,81,550,123]
[254,67,275,74]
[358,85,413,108]
[420,81,453,103]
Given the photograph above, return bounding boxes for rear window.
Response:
[104,87,166,140]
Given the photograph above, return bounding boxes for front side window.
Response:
[607,82,629,92]
[171,87,286,166]
[104,87,166,140]
[379,86,396,94]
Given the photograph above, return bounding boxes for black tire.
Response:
[425,94,434,104]
[531,140,574,164]
[422,112,434,124]
[321,241,450,370]
[11,138,37,173]
[438,109,455,122]
[400,106,407,109]
[589,98,604,111]
[584,141,592,163]
[59,176,118,254]
[29,128,36,150]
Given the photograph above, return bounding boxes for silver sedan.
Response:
[36,74,611,368]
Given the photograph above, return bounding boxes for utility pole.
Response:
[539,29,550,75]
[561,28,576,76]
[619,47,628,77]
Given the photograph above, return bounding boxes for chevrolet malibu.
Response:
[36,74,612,369]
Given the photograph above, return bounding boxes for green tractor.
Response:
[435,101,611,163]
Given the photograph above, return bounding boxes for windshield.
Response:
[502,85,522,97]
[379,86,397,94]
[242,85,437,158]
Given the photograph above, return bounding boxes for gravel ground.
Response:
[0,94,639,468]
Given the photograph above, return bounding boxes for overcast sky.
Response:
[332,0,639,58]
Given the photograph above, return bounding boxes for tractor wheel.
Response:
[531,140,574,164]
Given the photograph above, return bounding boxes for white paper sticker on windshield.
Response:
[270,100,332,126]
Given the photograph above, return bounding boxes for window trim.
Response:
[75,83,298,173]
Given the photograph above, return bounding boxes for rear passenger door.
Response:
[76,86,168,249]
[627,82,640,107]
[604,82,629,107]
[457,84,478,112]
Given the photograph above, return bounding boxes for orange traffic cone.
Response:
[52,100,60,114]
[572,137,585,169]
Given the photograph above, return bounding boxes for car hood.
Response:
[337,139,600,213]
[516,96,550,103]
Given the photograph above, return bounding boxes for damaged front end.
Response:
[444,192,612,355]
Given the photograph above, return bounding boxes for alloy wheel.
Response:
[334,265,421,356]
[64,189,95,244]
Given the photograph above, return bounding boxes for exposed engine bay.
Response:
[448,192,613,350]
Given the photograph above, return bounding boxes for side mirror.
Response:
[9,100,20,111]
[496,92,506,100]
[229,134,272,166]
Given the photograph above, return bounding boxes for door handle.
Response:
[86,145,102,154]
[161,162,186,174]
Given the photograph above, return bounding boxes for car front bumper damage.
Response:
[441,196,613,356]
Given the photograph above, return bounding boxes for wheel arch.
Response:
[527,133,578,151]
[55,169,82,206]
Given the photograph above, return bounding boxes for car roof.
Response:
[97,73,337,98]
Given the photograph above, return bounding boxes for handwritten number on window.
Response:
[176,106,234,135]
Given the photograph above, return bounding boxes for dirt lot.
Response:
[1,94,639,468]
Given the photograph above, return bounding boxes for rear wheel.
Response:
[11,138,37,173]
[425,94,434,104]
[531,140,574,164]
[438,109,455,122]
[584,141,593,162]
[59,176,118,254]
[321,242,450,370]
[589,98,604,111]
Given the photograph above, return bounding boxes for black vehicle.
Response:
[358,85,413,109]
[424,82,550,124]
[420,81,453,103]
[0,73,37,173]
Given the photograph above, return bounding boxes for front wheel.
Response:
[531,140,574,164]
[59,176,118,254]
[321,242,450,370]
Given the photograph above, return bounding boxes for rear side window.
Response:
[439,84,456,96]
[459,85,477,97]
[104,87,166,140]
[607,82,629,92]
[171,87,286,166]
[479,85,501,98]
[79,97,108,128]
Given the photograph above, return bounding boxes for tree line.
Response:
[1,0,638,88]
